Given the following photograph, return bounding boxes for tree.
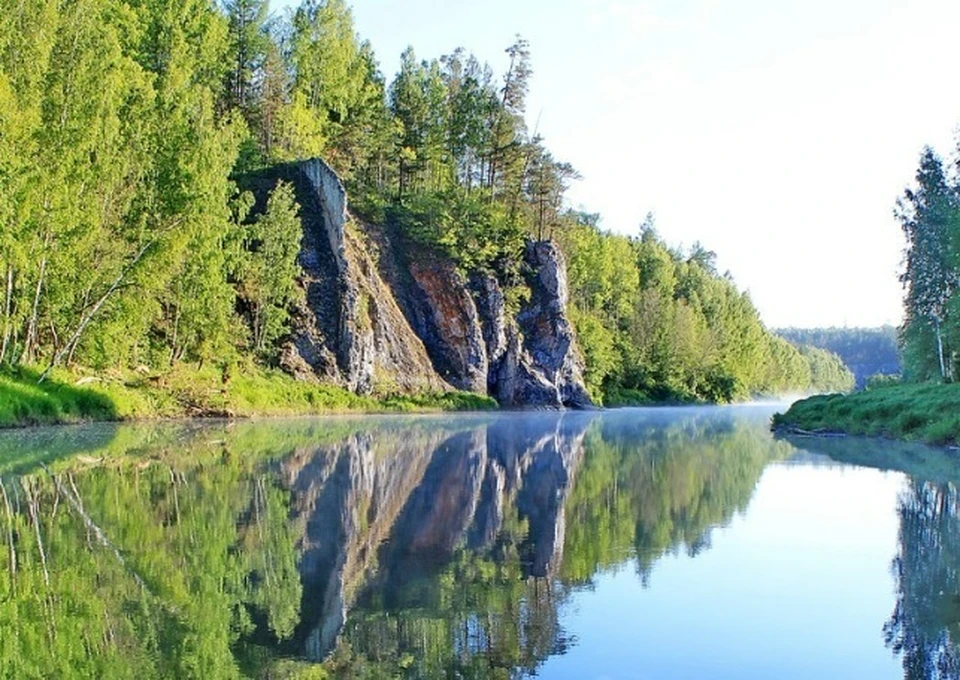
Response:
[222,0,269,118]
[237,182,303,359]
[897,147,959,381]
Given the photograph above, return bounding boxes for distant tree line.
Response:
[776,327,900,389]
[0,0,838,402]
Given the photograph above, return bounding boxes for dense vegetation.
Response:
[0,364,494,428]
[559,218,854,402]
[0,0,839,418]
[776,326,900,388]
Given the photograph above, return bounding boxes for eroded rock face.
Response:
[275,159,450,395]
[502,242,593,409]
[253,158,591,407]
[406,257,488,393]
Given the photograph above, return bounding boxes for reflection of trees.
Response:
[0,411,795,678]
[563,415,793,585]
[885,481,960,679]
[0,424,309,678]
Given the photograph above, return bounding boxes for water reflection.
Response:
[787,434,960,680]
[885,481,960,679]
[1,409,956,677]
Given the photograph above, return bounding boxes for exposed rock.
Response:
[492,242,593,409]
[247,158,591,407]
[261,160,450,395]
[405,256,488,393]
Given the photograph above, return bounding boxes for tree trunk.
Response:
[935,318,947,381]
[39,237,157,383]
[21,242,49,365]
[0,265,13,364]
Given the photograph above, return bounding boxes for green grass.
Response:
[772,382,960,446]
[0,366,118,427]
[0,362,497,429]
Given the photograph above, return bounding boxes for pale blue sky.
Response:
[277,0,960,327]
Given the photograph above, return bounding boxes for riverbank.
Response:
[0,364,497,429]
[772,382,960,447]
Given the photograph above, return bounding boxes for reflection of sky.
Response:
[540,462,906,679]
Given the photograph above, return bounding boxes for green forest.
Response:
[775,326,899,389]
[0,0,848,419]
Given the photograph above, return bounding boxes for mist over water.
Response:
[0,406,957,677]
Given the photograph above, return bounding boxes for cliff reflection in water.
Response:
[0,409,795,677]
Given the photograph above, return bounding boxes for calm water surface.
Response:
[0,405,957,678]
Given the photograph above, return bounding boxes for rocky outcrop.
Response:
[250,158,591,408]
[269,160,449,395]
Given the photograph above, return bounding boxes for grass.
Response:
[0,365,118,427]
[772,382,960,446]
[0,361,497,429]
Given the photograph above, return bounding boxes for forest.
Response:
[775,326,900,388]
[0,0,846,413]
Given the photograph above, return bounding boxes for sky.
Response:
[280,0,960,328]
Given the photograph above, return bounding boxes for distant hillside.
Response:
[775,327,901,389]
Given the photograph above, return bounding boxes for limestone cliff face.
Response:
[253,158,591,408]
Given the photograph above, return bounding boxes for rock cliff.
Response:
[248,158,591,409]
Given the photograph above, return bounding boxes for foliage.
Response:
[235,182,304,362]
[797,345,855,394]
[557,215,837,404]
[773,382,960,446]
[776,326,901,388]
[0,0,831,414]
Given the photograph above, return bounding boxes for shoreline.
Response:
[772,383,960,449]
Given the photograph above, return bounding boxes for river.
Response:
[0,405,955,678]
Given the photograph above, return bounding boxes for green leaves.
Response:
[236,181,304,361]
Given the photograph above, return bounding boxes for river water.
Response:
[0,405,956,678]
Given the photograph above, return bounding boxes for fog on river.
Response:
[0,406,958,678]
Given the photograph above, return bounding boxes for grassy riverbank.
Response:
[772,382,960,446]
[0,364,496,428]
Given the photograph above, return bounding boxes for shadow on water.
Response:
[6,407,953,677]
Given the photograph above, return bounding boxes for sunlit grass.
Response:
[773,382,960,446]
[0,362,497,429]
